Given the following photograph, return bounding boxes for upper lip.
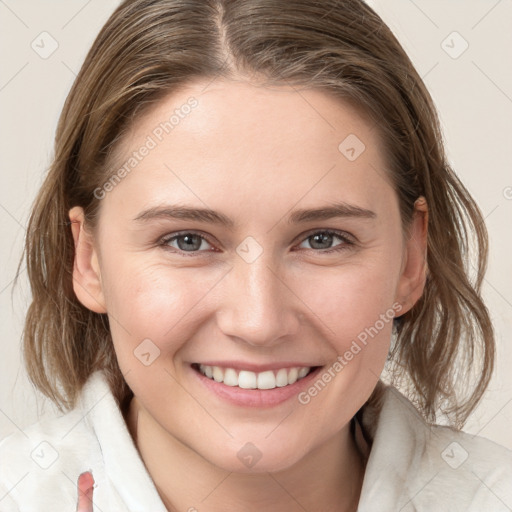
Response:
[193,361,321,372]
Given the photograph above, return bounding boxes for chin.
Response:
[200,436,308,475]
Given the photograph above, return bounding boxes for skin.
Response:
[71,78,428,512]
[76,472,94,511]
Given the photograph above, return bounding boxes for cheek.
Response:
[100,257,226,358]
[296,257,400,343]
[289,252,401,404]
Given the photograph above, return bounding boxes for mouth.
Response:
[192,363,317,390]
[190,363,323,407]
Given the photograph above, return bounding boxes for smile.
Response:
[194,364,315,389]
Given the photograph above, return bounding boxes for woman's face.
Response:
[70,79,427,473]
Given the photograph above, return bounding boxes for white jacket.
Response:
[1,370,511,511]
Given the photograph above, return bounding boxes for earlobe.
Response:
[395,197,428,316]
[69,206,107,314]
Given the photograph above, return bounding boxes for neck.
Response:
[125,398,366,512]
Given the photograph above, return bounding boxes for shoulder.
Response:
[358,384,512,511]
[387,385,512,468]
[421,422,512,511]
[0,371,166,512]
[0,372,111,511]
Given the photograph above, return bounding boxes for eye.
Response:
[296,230,354,253]
[158,229,355,256]
[159,231,215,254]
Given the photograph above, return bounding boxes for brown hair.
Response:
[16,0,494,428]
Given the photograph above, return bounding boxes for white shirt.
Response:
[0,370,511,511]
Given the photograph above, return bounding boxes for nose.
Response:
[216,255,302,348]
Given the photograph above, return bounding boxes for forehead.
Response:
[102,78,395,222]
[120,78,380,155]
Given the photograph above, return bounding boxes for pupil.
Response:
[312,233,331,249]
[179,234,200,251]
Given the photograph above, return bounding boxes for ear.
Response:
[68,206,107,314]
[394,197,428,316]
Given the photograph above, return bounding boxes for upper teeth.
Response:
[198,365,311,389]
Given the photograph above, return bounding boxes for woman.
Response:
[1,0,511,510]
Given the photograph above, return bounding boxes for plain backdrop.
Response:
[1,0,511,450]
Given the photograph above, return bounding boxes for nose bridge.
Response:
[217,250,299,346]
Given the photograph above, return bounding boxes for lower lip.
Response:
[191,365,323,408]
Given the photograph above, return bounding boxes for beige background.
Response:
[1,1,511,450]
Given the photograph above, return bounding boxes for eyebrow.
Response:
[133,201,376,227]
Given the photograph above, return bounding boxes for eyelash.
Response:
[157,229,355,257]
